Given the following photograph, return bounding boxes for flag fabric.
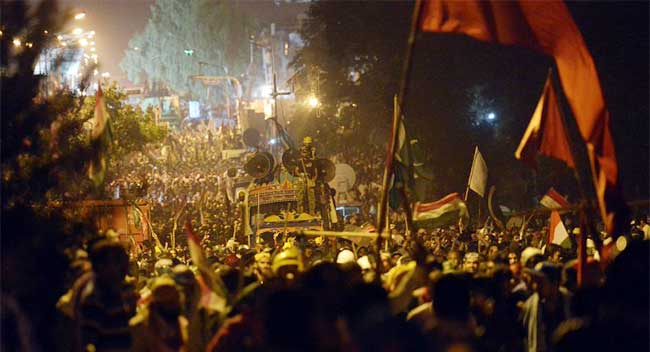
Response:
[389,117,429,209]
[88,85,113,186]
[420,0,625,234]
[90,85,109,139]
[186,222,227,299]
[540,188,570,209]
[548,210,571,248]
[413,193,469,229]
[515,73,575,169]
[468,146,488,197]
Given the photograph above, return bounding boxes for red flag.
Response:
[515,74,575,169]
[421,0,626,234]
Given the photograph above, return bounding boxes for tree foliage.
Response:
[290,2,412,156]
[120,0,254,97]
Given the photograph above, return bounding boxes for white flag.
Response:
[469,146,488,197]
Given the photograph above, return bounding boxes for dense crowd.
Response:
[60,125,648,352]
[56,209,649,352]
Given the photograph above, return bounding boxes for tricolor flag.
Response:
[468,146,488,198]
[515,73,575,169]
[540,188,570,209]
[420,0,626,235]
[413,193,469,229]
[548,210,571,248]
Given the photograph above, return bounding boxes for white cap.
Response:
[357,256,372,270]
[520,247,543,267]
[336,249,355,264]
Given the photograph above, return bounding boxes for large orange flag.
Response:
[515,73,575,169]
[421,0,626,234]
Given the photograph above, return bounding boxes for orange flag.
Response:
[421,0,626,234]
[515,73,575,169]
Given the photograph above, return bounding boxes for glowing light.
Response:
[616,236,627,251]
[268,138,278,145]
[307,95,320,108]
[57,35,63,40]
[101,72,110,78]
[74,12,86,20]
[25,42,33,48]
[90,47,96,52]
[12,38,21,47]
[43,30,48,34]
[72,28,83,35]
[79,38,88,46]
[259,85,273,98]
[487,112,496,120]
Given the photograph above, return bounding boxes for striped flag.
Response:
[548,210,571,248]
[413,193,469,229]
[540,188,570,209]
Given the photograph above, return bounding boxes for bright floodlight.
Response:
[74,12,86,20]
[487,112,496,120]
[307,96,320,108]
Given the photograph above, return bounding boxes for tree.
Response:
[1,1,98,350]
[120,0,254,97]
[291,2,412,156]
[75,82,168,194]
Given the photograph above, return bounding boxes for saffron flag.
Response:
[468,146,488,197]
[548,210,571,248]
[420,0,625,234]
[413,193,469,229]
[515,73,575,169]
[540,188,570,209]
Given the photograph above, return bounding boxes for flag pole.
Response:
[550,69,590,287]
[464,146,477,202]
[376,0,424,275]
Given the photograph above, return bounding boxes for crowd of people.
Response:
[55,124,647,352]
[57,206,649,352]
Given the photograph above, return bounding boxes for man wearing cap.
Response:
[78,239,138,352]
[253,251,272,282]
[520,262,570,352]
[130,277,188,351]
[462,252,480,274]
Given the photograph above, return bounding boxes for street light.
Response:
[12,38,21,47]
[307,95,320,108]
[74,12,86,20]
